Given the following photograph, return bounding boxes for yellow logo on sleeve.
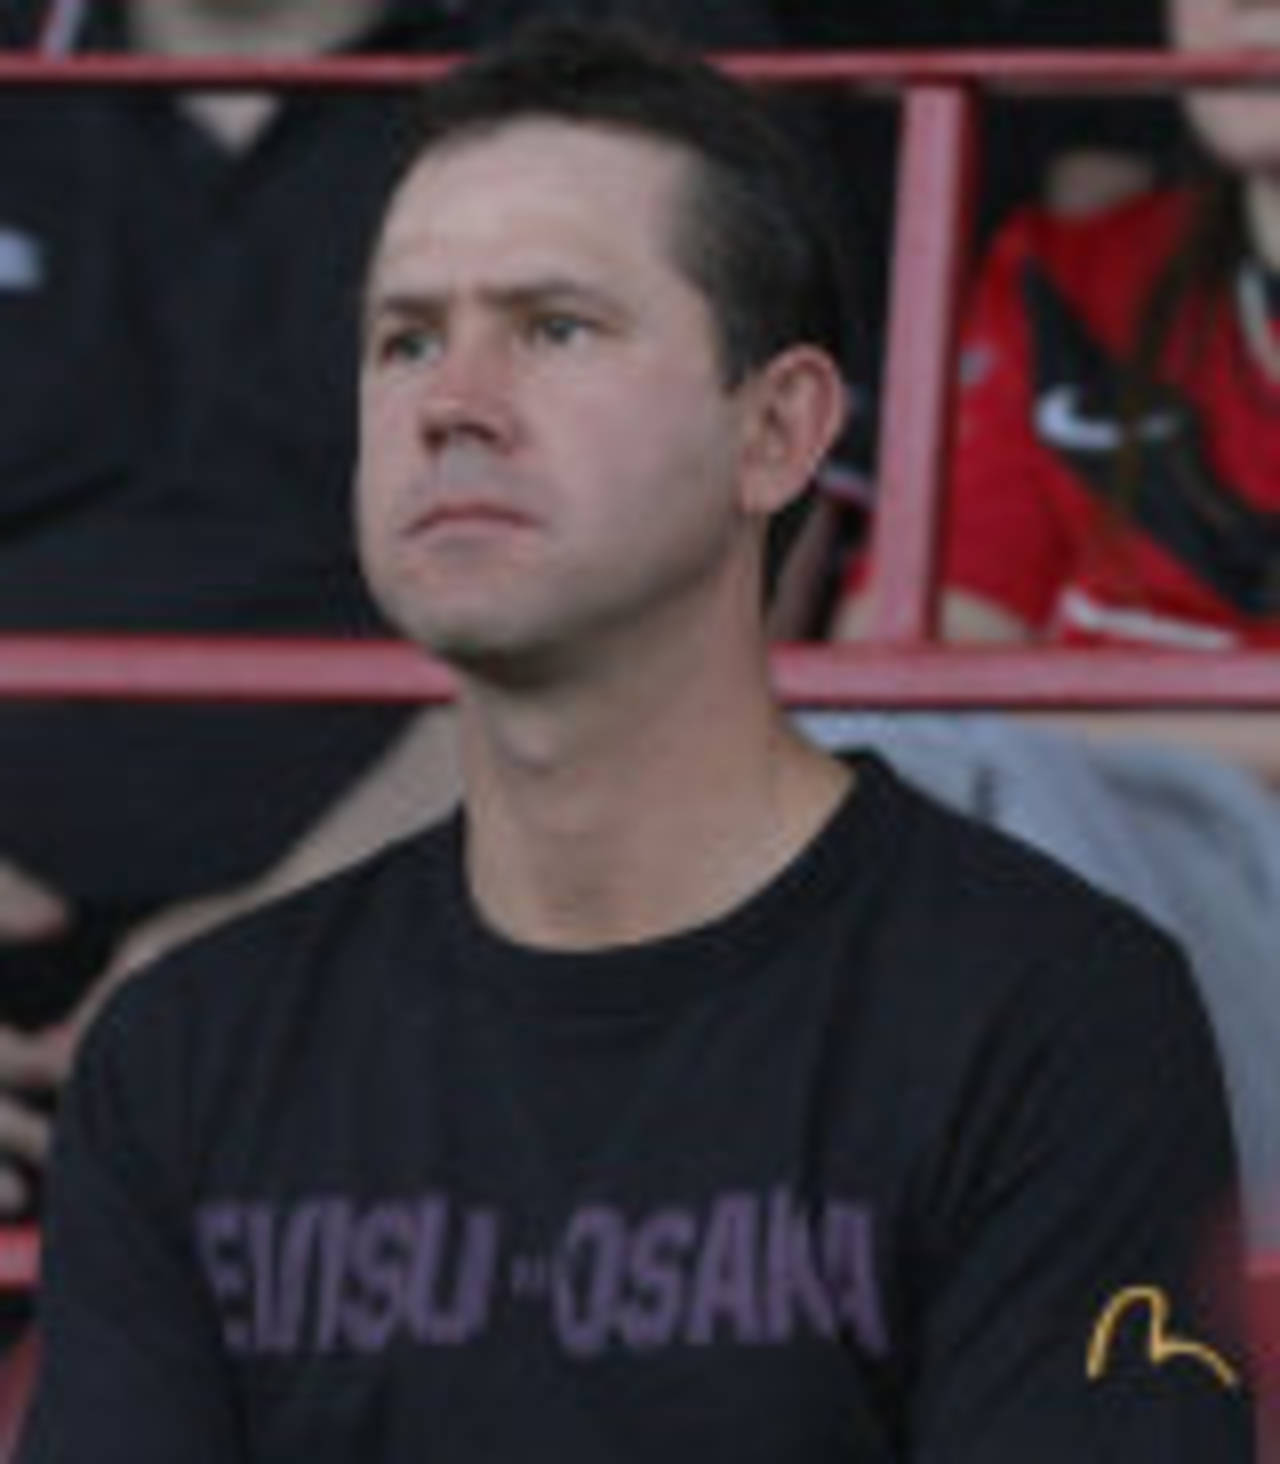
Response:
[1086,1285,1241,1391]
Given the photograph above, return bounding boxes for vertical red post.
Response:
[862,84,978,644]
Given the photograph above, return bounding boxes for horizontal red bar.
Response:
[2,50,1280,92]
[0,1229,37,1292]
[2,636,1280,709]
[0,635,455,704]
[774,643,1280,709]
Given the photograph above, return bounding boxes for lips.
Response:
[409,501,537,535]
[394,455,541,541]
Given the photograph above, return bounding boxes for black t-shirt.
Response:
[20,757,1255,1460]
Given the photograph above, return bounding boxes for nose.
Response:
[417,328,519,453]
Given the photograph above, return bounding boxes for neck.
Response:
[1244,171,1280,273]
[126,0,383,150]
[127,0,381,58]
[456,600,851,952]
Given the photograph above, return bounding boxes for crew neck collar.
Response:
[441,752,906,1023]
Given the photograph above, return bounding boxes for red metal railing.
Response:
[4,49,1280,703]
[3,634,1280,708]
[0,1232,36,1294]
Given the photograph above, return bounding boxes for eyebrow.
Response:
[362,277,624,337]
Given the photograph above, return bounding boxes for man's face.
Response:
[1170,0,1280,173]
[357,120,756,679]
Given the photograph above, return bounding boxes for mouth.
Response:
[407,501,537,537]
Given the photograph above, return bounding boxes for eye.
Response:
[371,324,443,367]
[524,312,596,349]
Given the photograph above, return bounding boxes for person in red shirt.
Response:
[851,0,1280,651]
[836,0,1280,778]
[936,182,1280,651]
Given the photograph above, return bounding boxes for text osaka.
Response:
[195,1187,888,1360]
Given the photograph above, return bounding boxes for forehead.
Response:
[369,120,697,294]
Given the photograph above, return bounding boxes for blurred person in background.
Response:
[835,0,1280,779]
[771,0,1180,631]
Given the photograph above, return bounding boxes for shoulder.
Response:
[868,757,1197,1021]
[56,817,465,1208]
[955,190,1197,439]
[87,816,462,1069]
[976,188,1191,314]
[988,187,1187,266]
[857,763,1227,1164]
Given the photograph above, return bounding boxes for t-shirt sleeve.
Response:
[908,908,1256,1461]
[941,212,1076,629]
[16,980,243,1462]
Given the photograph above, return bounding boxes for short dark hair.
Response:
[385,22,852,591]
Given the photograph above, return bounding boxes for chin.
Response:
[368,566,520,651]
[388,599,553,672]
[430,632,574,692]
[1188,99,1280,177]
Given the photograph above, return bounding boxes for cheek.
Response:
[355,386,411,518]
[1171,0,1280,168]
[561,385,738,557]
[560,360,734,480]
[1167,0,1231,52]
[357,379,409,466]
[352,467,388,600]
[1184,92,1280,171]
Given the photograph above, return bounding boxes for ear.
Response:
[736,345,848,518]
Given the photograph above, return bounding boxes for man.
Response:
[19,24,1255,1460]
[0,0,782,1222]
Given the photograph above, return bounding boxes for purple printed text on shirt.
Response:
[193,1187,887,1361]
